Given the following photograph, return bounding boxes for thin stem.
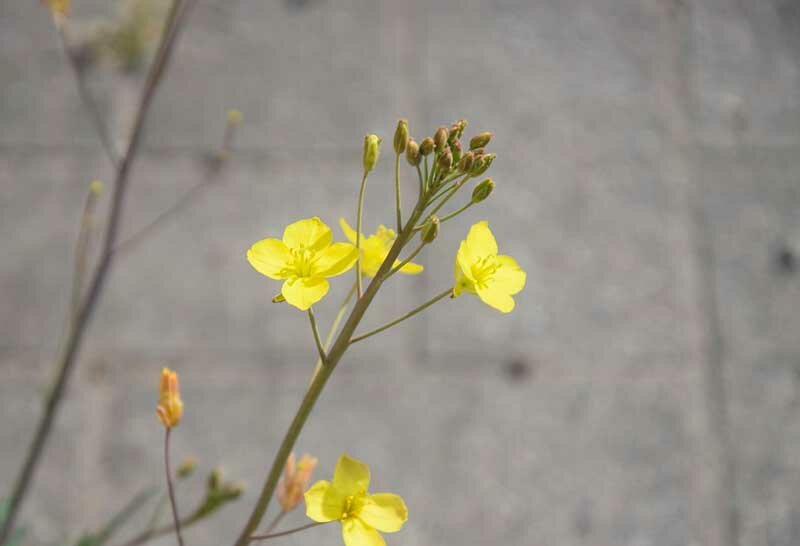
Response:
[355,171,369,297]
[70,187,101,320]
[307,308,326,365]
[231,189,428,546]
[309,282,357,386]
[416,164,424,202]
[423,156,429,193]
[263,512,285,535]
[56,20,121,167]
[114,514,198,546]
[384,241,426,280]
[0,2,194,542]
[393,154,403,232]
[250,522,324,542]
[164,428,185,546]
[416,175,470,230]
[438,201,474,224]
[349,288,452,344]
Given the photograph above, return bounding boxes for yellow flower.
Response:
[305,454,408,546]
[156,368,183,428]
[339,218,423,278]
[247,217,359,311]
[278,453,319,513]
[453,221,526,313]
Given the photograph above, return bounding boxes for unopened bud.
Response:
[470,153,495,176]
[469,132,493,150]
[43,0,70,17]
[405,139,421,166]
[89,179,104,195]
[450,138,462,166]
[420,216,440,243]
[437,148,452,172]
[362,134,381,172]
[471,178,495,203]
[458,151,474,172]
[434,126,449,152]
[419,138,434,156]
[156,368,183,429]
[449,119,467,140]
[472,147,486,157]
[177,457,197,478]
[208,468,222,491]
[393,119,409,155]
[226,109,243,126]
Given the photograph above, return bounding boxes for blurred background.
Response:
[2,0,800,545]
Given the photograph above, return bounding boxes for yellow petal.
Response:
[476,284,515,313]
[494,255,526,295]
[283,217,332,251]
[342,518,385,546]
[391,259,424,275]
[455,241,476,282]
[453,266,474,297]
[281,277,330,310]
[465,220,498,257]
[304,480,344,522]
[247,238,292,280]
[359,494,408,533]
[332,454,370,496]
[313,243,359,278]
[339,218,361,245]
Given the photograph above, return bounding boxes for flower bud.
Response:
[277,453,318,513]
[433,126,449,152]
[470,153,495,176]
[449,119,467,140]
[437,148,452,172]
[156,368,183,428]
[450,138,462,166]
[458,151,474,173]
[226,109,243,126]
[469,132,493,150]
[362,134,381,173]
[43,0,70,17]
[405,139,421,166]
[393,119,409,155]
[89,179,104,195]
[472,147,486,157]
[471,178,495,203]
[419,138,434,156]
[177,457,197,478]
[420,216,440,243]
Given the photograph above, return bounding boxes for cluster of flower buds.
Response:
[192,467,246,520]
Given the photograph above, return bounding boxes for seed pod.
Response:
[458,151,474,172]
[469,132,493,150]
[393,119,409,155]
[433,126,449,152]
[420,216,440,243]
[420,137,435,156]
[471,178,495,203]
[405,138,421,166]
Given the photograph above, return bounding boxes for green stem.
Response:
[423,156,429,193]
[263,512,285,535]
[307,308,326,365]
[349,288,452,344]
[394,154,402,232]
[438,201,474,224]
[416,164,424,202]
[309,282,357,386]
[355,171,369,297]
[231,191,428,546]
[70,188,100,321]
[250,522,325,542]
[164,428,185,546]
[384,242,426,280]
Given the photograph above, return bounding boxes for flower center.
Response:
[289,247,316,277]
[470,256,498,287]
[341,495,356,520]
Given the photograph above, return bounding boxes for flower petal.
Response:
[281,277,330,310]
[339,218,361,245]
[359,494,408,533]
[455,241,476,282]
[313,242,359,278]
[494,255,526,295]
[332,454,370,497]
[476,284,515,313]
[391,259,424,275]
[342,518,385,546]
[465,220,498,257]
[304,480,344,523]
[246,238,292,279]
[283,217,333,251]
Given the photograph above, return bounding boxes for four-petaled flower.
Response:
[453,221,526,313]
[156,368,183,428]
[247,217,359,311]
[339,218,423,278]
[305,454,408,546]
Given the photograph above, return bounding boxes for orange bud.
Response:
[156,368,183,428]
[277,453,318,512]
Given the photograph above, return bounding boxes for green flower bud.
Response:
[177,457,197,478]
[362,134,381,172]
[471,178,495,203]
[420,216,440,243]
[449,119,467,140]
[393,119,409,155]
[420,137,434,156]
[433,126,449,152]
[472,147,486,157]
[405,138,421,166]
[450,138,462,166]
[458,150,474,172]
[469,132,493,150]
[437,148,452,173]
[470,153,495,176]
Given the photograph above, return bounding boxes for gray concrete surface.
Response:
[1,0,799,545]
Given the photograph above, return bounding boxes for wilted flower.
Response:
[277,453,318,513]
[156,368,183,428]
